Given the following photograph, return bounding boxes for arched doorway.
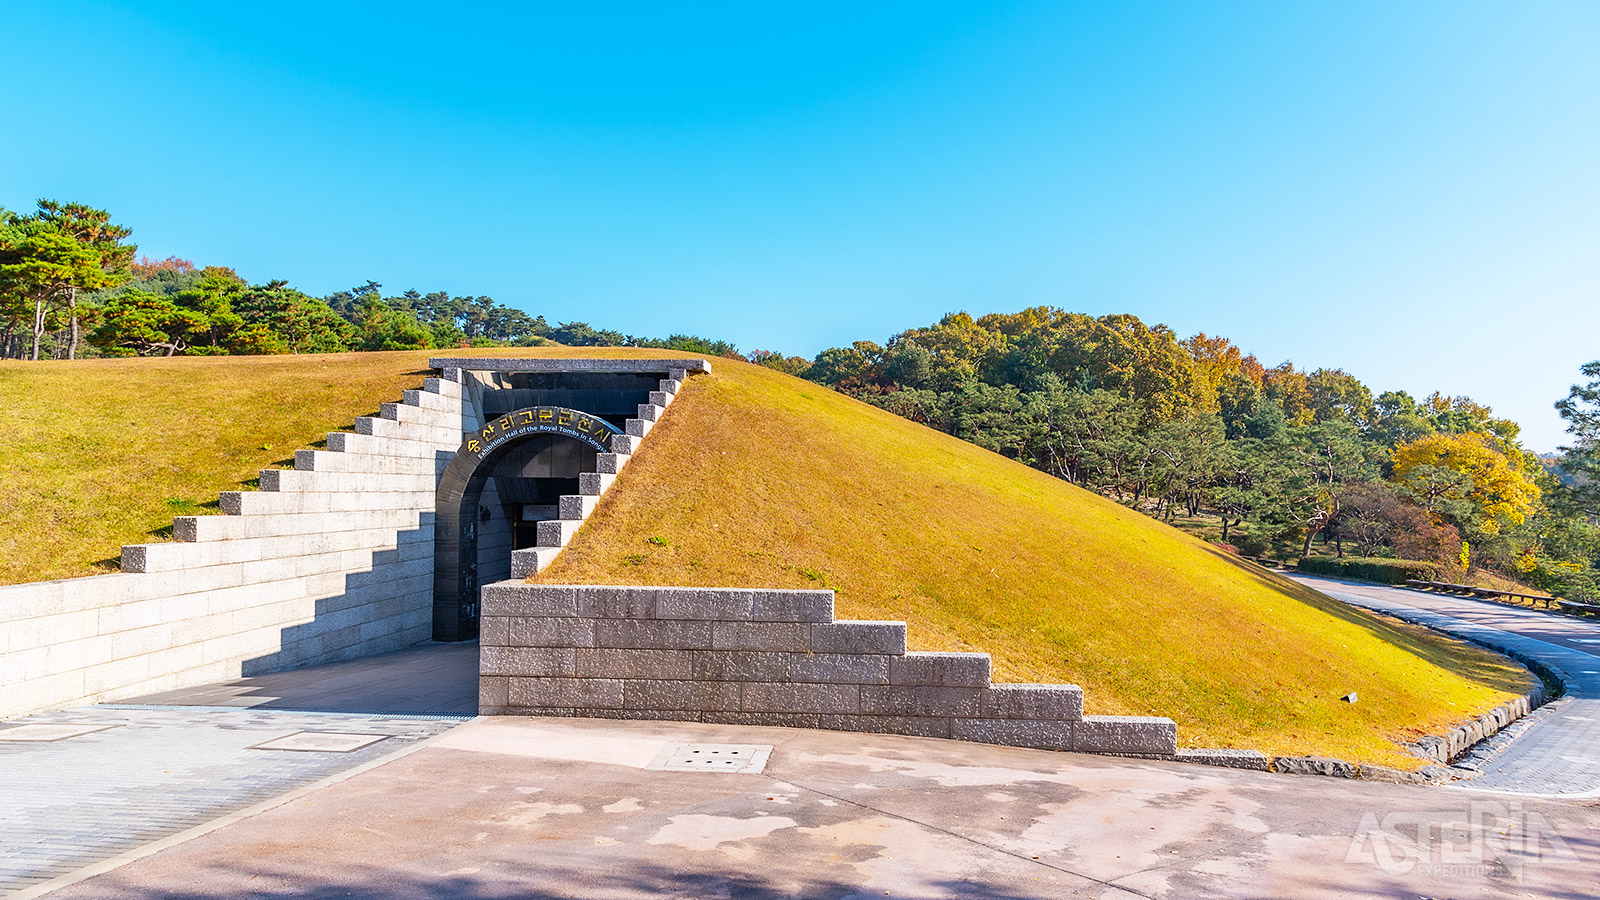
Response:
[433,407,622,641]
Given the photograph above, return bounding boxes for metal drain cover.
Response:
[249,732,390,753]
[0,724,118,742]
[647,743,772,774]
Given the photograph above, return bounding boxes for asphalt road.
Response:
[1291,574,1600,799]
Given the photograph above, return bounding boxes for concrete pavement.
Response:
[1,641,479,896]
[11,588,1600,899]
[34,715,1600,899]
[0,706,460,896]
[1292,574,1600,799]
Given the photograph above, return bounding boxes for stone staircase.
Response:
[508,366,696,578]
[1,373,466,720]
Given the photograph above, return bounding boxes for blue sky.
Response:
[4,1,1597,450]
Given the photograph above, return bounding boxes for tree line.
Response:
[0,200,734,360]
[6,198,1597,599]
[759,309,1600,602]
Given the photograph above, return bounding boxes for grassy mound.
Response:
[1,349,1532,765]
[0,347,661,585]
[0,352,438,585]
[540,357,1533,766]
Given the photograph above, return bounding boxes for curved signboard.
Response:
[458,406,621,464]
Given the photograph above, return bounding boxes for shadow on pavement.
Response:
[118,641,479,716]
[56,860,1072,900]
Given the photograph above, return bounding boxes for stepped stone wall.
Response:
[0,376,467,720]
[480,583,1179,756]
[504,368,694,579]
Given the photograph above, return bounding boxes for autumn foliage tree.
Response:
[1392,432,1540,539]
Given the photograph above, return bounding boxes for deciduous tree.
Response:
[1392,432,1539,537]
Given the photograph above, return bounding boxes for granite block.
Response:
[978,684,1084,721]
[951,717,1072,751]
[623,679,741,712]
[859,685,983,718]
[742,682,860,714]
[819,714,952,739]
[480,646,576,677]
[810,621,907,655]
[508,677,624,709]
[574,648,693,680]
[1072,715,1178,756]
[889,652,991,687]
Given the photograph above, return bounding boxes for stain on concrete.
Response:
[492,801,584,827]
[646,813,799,852]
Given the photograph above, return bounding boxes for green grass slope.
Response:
[541,357,1532,767]
[0,352,437,585]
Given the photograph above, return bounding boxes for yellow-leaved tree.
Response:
[1391,432,1539,536]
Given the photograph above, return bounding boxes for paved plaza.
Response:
[0,706,460,896]
[24,715,1600,899]
[5,587,1600,898]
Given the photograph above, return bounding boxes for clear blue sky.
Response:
[4,1,1596,450]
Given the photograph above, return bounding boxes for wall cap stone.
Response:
[428,357,712,375]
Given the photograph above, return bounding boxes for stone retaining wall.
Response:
[480,583,1178,756]
[0,376,466,720]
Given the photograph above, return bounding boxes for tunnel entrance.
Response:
[432,407,622,641]
[427,359,704,643]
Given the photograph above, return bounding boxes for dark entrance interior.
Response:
[434,368,675,642]
[488,434,597,551]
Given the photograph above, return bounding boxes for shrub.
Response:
[1521,557,1599,601]
[1296,556,1445,584]
[1234,531,1273,557]
[1392,514,1464,569]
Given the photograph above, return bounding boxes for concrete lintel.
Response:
[427,357,712,375]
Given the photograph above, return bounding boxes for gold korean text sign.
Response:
[460,406,620,463]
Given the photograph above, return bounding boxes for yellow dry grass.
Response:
[0,348,1532,766]
[541,357,1534,767]
[0,346,680,585]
